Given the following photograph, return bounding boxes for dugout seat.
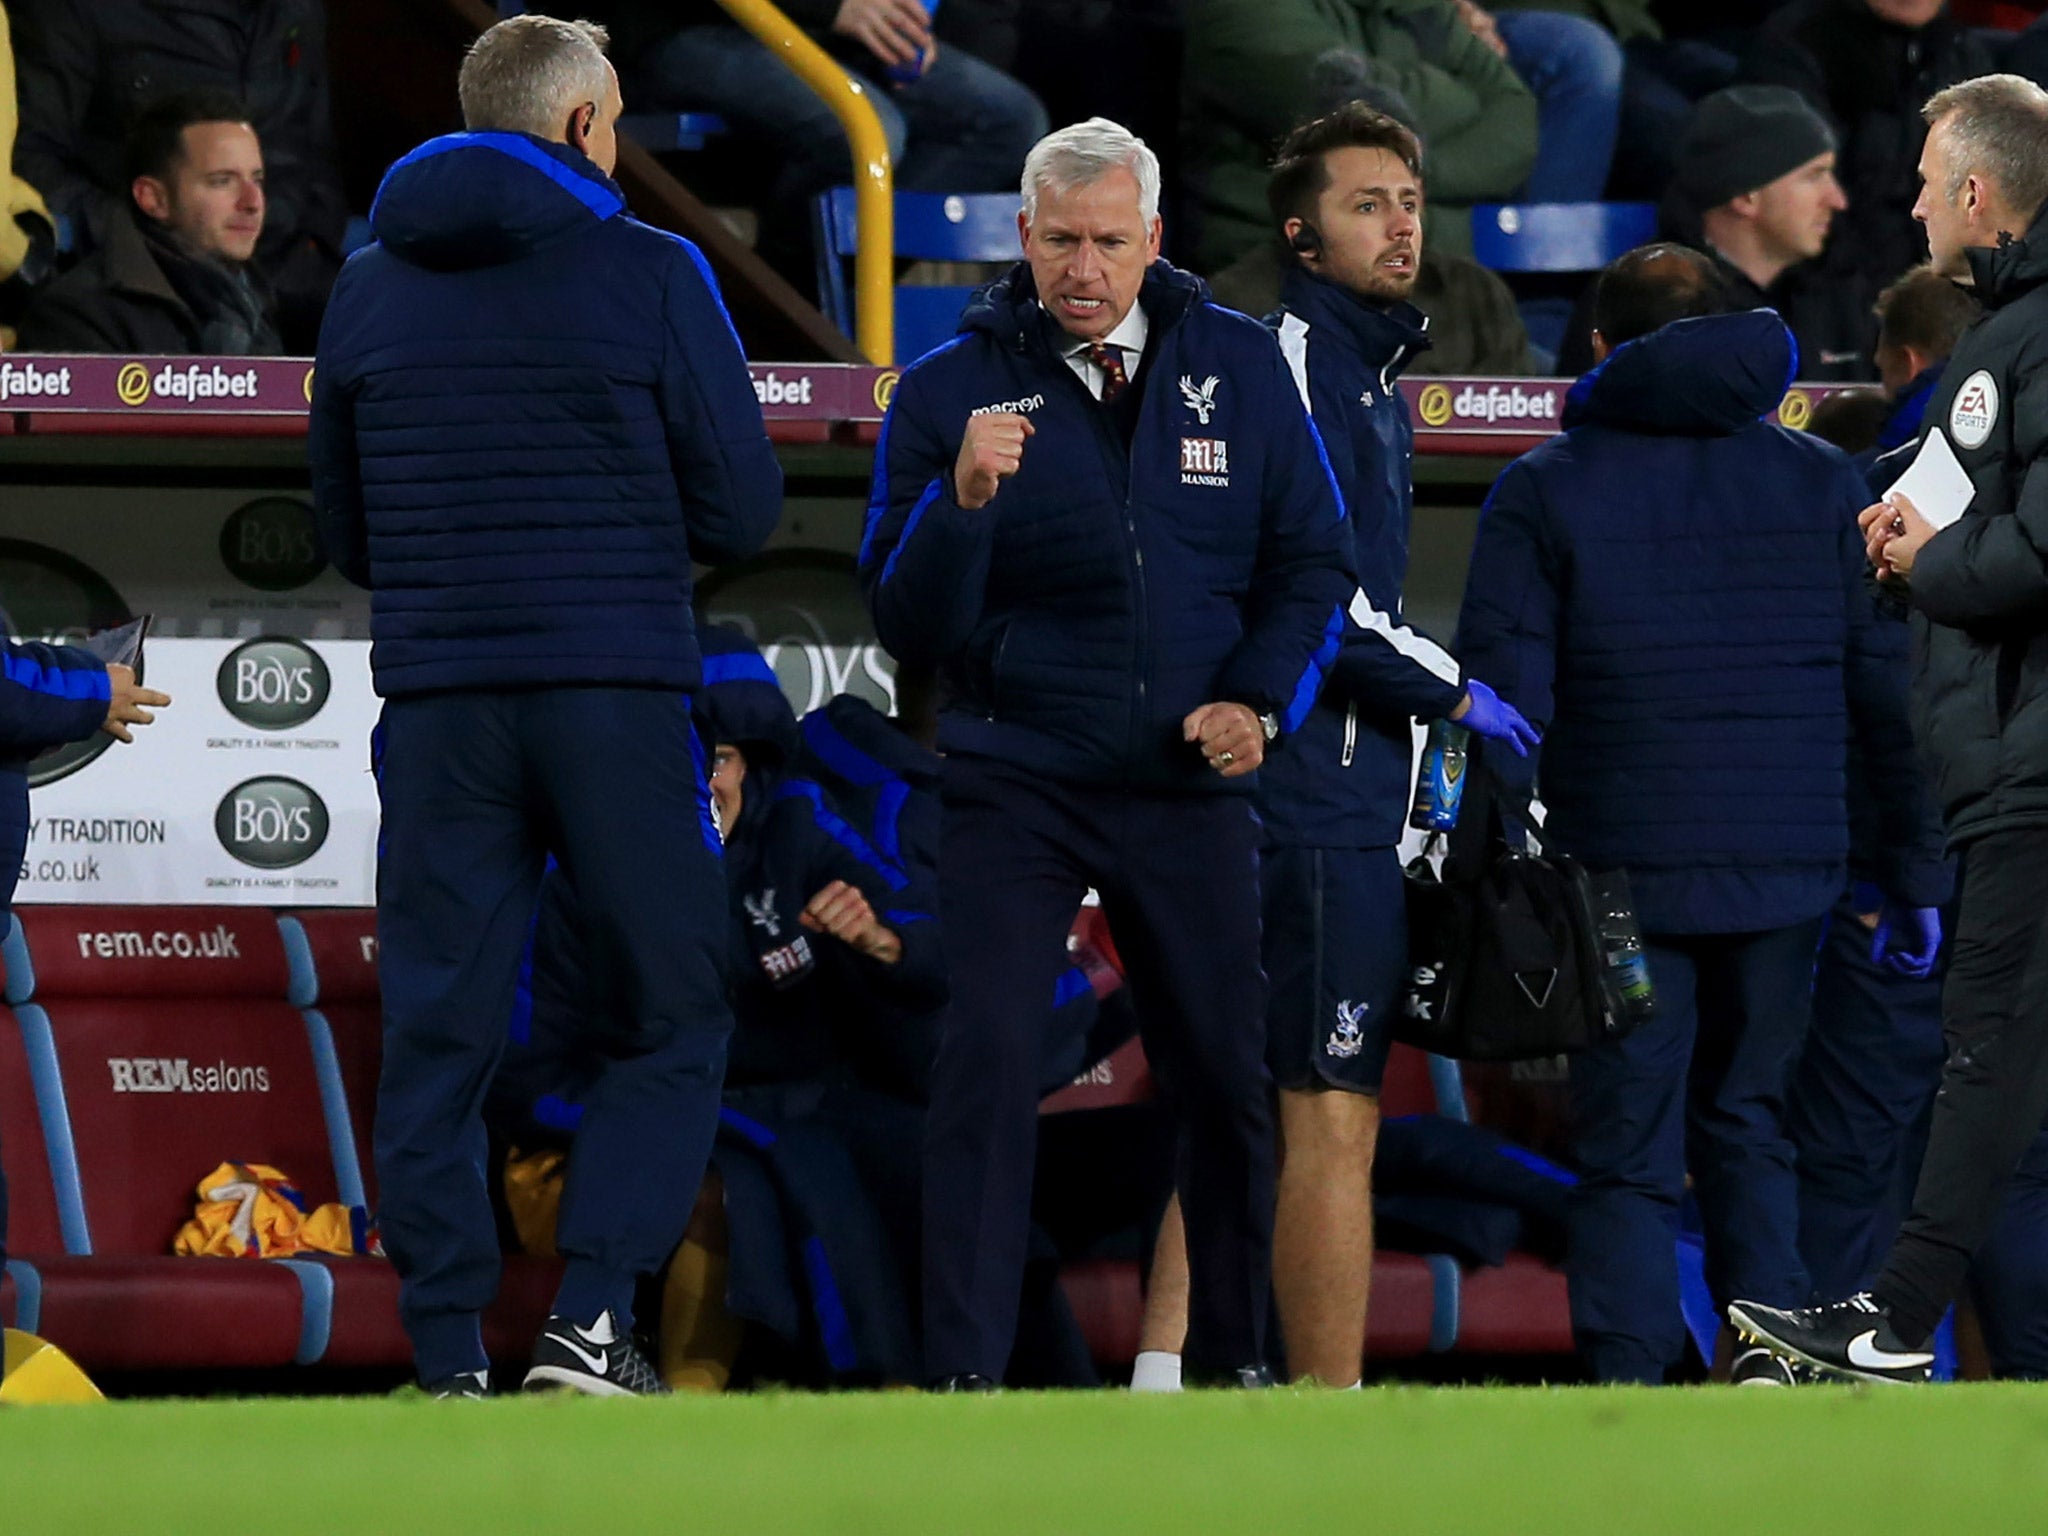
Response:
[284,909,563,1367]
[2,909,318,1372]
[1402,1047,1576,1359]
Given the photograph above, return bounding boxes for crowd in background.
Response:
[6,1,2048,380]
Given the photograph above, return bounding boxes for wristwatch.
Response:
[1258,712,1280,742]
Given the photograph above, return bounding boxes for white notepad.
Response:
[1886,428,1976,531]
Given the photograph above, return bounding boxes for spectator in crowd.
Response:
[1557,86,1862,378]
[16,91,277,355]
[1447,1,1624,202]
[561,1,1045,268]
[310,15,781,1399]
[1181,0,1538,269]
[1205,81,1537,373]
[1492,0,1741,198]
[1,2,56,325]
[1456,245,1927,1384]
[1743,0,1998,375]
[9,0,346,351]
[1734,73,2048,1386]
[1869,262,1984,455]
[0,629,167,1299]
[862,117,1354,1389]
[1210,104,1540,1390]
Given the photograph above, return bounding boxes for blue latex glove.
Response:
[1456,679,1541,758]
[1871,901,1943,979]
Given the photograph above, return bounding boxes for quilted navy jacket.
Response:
[309,132,781,697]
[1256,267,1467,849]
[1455,310,1931,933]
[859,260,1355,793]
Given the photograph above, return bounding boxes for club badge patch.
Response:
[1950,370,1999,450]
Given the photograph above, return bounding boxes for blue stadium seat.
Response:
[1470,202,1659,274]
[813,186,1022,364]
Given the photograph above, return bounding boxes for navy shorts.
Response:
[1261,844,1406,1094]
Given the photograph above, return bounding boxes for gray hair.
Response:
[1021,118,1161,224]
[459,15,612,138]
[1923,73,2048,222]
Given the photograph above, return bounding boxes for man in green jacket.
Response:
[1184,0,1538,270]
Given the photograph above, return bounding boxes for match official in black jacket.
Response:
[1733,74,2048,1385]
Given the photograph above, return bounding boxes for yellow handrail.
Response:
[714,0,895,364]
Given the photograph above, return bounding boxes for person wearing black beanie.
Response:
[1557,84,1870,379]
[1742,0,1997,374]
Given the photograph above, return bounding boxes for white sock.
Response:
[1130,1350,1183,1393]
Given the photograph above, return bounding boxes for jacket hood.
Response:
[369,132,625,272]
[1564,309,1796,435]
[958,258,1208,351]
[696,625,799,768]
[1278,265,1432,384]
[1967,202,2048,309]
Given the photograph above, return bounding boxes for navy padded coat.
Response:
[309,132,781,697]
[859,259,1355,793]
[1455,309,1931,933]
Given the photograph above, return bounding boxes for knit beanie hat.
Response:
[1672,85,1838,214]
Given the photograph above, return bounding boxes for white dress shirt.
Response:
[1058,302,1150,400]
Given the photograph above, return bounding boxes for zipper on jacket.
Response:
[1056,353,1149,771]
[1341,701,1357,767]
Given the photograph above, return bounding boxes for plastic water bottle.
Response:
[1408,719,1470,832]
[886,0,941,85]
[1590,875,1656,1030]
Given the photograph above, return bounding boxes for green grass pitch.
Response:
[6,1385,2048,1533]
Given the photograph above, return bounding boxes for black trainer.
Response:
[524,1310,668,1397]
[424,1369,493,1400]
[927,1373,999,1393]
[1727,1294,1934,1385]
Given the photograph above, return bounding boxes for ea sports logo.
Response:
[116,362,152,407]
[1950,371,1998,450]
[215,777,330,869]
[216,637,331,730]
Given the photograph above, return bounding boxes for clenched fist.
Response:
[800,879,902,963]
[953,412,1034,510]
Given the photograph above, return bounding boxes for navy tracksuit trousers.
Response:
[374,688,732,1383]
[1567,920,1819,1383]
[923,755,1274,1382]
[1788,894,1947,1299]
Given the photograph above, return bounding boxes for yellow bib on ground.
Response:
[0,1330,104,1404]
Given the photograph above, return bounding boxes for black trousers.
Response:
[1877,827,2048,1343]
[374,688,732,1382]
[922,756,1274,1381]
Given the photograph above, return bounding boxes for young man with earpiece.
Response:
[1134,105,1536,1392]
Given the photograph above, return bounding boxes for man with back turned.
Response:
[309,15,780,1398]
